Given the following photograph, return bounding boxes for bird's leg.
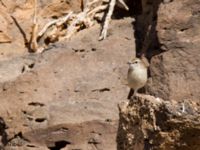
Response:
[133,89,138,96]
[130,89,138,100]
[127,88,134,99]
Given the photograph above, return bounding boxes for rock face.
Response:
[148,0,200,102]
[132,0,200,101]
[117,95,200,150]
[135,0,200,101]
[0,18,135,150]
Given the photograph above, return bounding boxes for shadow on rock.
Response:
[0,117,8,148]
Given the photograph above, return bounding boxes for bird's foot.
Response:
[131,94,139,101]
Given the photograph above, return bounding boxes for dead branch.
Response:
[87,5,108,17]
[99,0,116,40]
[29,0,38,52]
[29,0,129,53]
[61,12,88,40]
[38,11,73,38]
[118,0,129,10]
[99,0,128,40]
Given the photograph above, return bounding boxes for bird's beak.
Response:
[127,61,131,65]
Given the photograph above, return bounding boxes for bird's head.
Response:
[127,58,146,69]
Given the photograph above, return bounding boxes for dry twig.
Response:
[99,0,116,40]
[99,0,128,40]
[38,11,73,38]
[29,0,39,52]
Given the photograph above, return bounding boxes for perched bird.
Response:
[127,57,148,98]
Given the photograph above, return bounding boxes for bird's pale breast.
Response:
[127,66,147,90]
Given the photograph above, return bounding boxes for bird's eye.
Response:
[134,61,138,64]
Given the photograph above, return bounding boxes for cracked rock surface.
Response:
[117,95,200,150]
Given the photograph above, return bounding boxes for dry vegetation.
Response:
[29,0,129,53]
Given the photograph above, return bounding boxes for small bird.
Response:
[127,57,148,98]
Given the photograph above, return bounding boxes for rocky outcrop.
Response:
[117,95,200,150]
